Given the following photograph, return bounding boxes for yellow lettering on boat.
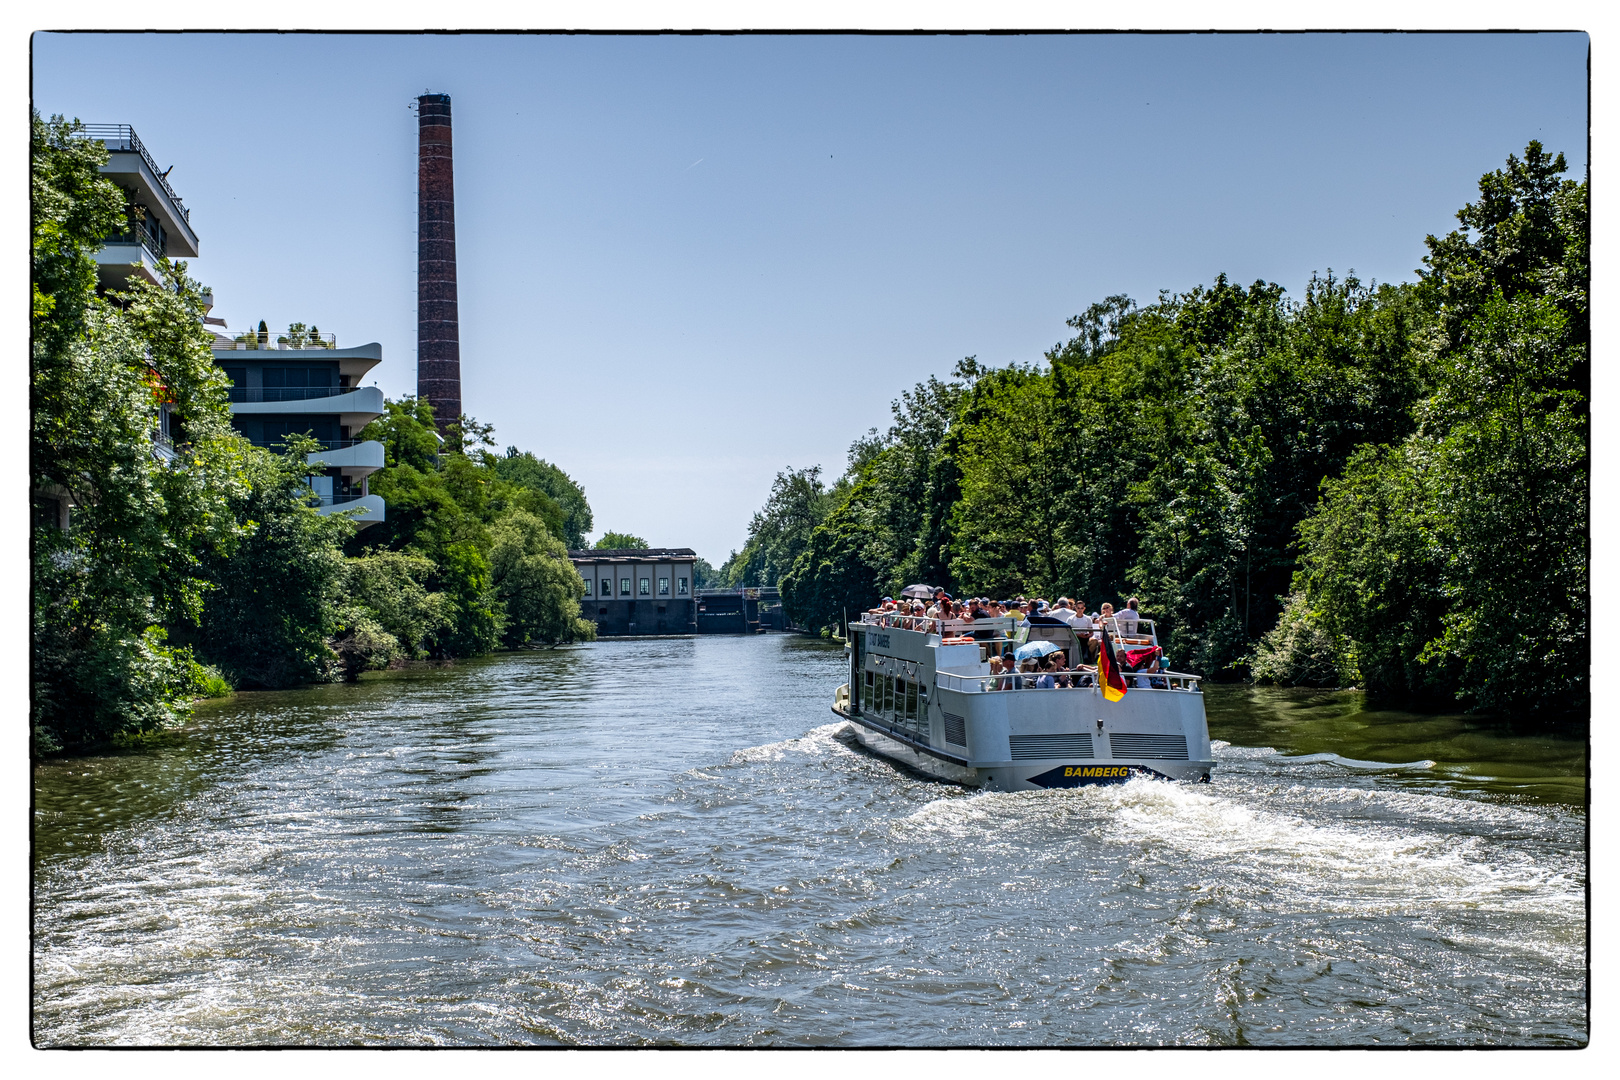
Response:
[1062,766,1130,778]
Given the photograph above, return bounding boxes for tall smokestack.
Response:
[416,93,461,437]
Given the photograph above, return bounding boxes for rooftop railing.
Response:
[857,610,1157,644]
[213,332,338,351]
[77,124,191,223]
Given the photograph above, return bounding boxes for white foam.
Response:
[727,721,854,764]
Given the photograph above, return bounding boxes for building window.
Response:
[620,577,631,596]
[639,577,650,596]
[678,577,689,596]
[658,577,670,596]
[600,578,612,596]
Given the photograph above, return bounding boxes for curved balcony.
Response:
[314,493,386,529]
[228,385,385,431]
[306,439,385,480]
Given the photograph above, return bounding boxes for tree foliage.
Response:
[31,115,599,750]
[496,448,593,549]
[594,531,649,550]
[31,114,240,751]
[758,143,1586,720]
[1299,142,1587,715]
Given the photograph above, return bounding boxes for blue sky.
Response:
[32,31,1589,563]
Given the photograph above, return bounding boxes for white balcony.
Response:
[229,385,386,433]
[212,341,384,384]
[82,125,200,257]
[94,240,164,288]
[315,493,386,529]
[307,439,386,481]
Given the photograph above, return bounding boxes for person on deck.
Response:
[1071,605,1096,662]
[1117,597,1142,636]
[1051,652,1073,688]
[1033,657,1057,689]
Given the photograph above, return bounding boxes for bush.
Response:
[328,611,402,681]
[342,550,451,658]
[1251,591,1356,687]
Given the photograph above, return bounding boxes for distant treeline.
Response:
[31,114,597,755]
[721,143,1587,720]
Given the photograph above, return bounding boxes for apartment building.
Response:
[206,326,389,527]
[86,123,386,528]
[84,124,199,293]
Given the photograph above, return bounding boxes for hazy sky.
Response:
[32,31,1588,563]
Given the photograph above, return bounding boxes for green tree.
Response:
[690,557,724,589]
[722,467,833,588]
[426,541,502,657]
[31,114,241,751]
[495,448,593,549]
[1299,142,1587,717]
[594,531,649,549]
[489,510,597,647]
[341,551,452,658]
[186,438,354,689]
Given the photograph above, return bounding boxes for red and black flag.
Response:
[1097,623,1129,703]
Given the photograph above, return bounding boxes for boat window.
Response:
[885,676,896,716]
[918,685,929,720]
[905,680,918,720]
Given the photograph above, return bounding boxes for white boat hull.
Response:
[837,705,1213,790]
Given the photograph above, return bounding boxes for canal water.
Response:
[32,635,1587,1046]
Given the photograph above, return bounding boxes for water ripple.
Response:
[34,637,1586,1046]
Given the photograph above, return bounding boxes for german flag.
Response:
[1097,623,1129,703]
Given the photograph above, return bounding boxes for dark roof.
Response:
[568,548,698,559]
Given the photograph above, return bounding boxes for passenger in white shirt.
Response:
[1070,605,1095,662]
[1117,597,1142,635]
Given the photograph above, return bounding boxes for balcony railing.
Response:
[101,230,165,263]
[315,492,369,506]
[227,386,354,403]
[213,332,338,351]
[247,437,365,451]
[77,124,191,223]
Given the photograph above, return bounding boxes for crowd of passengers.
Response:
[865,590,1171,690]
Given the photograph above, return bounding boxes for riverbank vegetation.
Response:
[728,143,1586,721]
[31,114,596,755]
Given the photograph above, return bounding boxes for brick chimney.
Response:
[416,93,461,437]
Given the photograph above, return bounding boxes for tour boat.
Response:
[832,612,1214,790]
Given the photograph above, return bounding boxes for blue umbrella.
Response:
[1014,639,1063,661]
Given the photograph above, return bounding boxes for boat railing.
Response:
[856,612,1019,640]
[933,669,1202,694]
